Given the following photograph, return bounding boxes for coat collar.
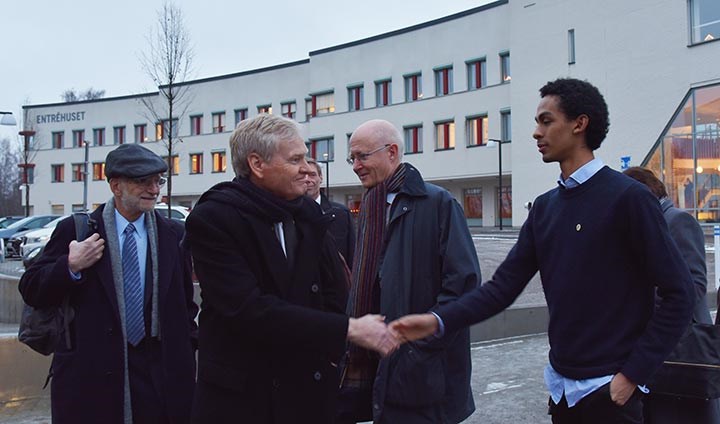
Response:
[394,163,427,198]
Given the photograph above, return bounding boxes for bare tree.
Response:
[139,0,194,215]
[0,137,23,216]
[61,88,106,102]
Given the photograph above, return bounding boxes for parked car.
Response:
[154,203,190,222]
[10,215,68,258]
[0,215,61,258]
[0,216,23,229]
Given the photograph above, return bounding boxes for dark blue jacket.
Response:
[373,163,479,423]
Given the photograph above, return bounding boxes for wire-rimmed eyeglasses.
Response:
[346,144,391,165]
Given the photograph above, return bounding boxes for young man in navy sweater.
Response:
[391,78,694,423]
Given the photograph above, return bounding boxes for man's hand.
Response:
[347,314,399,357]
[68,233,105,274]
[609,372,636,406]
[388,313,439,343]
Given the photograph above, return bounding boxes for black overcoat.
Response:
[18,205,198,423]
[185,182,349,423]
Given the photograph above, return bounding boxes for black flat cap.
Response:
[105,144,168,180]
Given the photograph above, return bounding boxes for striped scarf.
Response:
[345,163,406,384]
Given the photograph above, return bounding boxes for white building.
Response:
[21,0,720,226]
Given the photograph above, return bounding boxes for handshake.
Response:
[346,313,442,356]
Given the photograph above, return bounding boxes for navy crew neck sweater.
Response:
[438,166,692,384]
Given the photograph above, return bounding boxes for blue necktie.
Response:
[122,223,145,346]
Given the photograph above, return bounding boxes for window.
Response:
[51,164,64,183]
[500,52,511,83]
[234,108,248,126]
[19,165,34,184]
[71,163,85,182]
[404,73,423,101]
[467,59,487,90]
[212,151,226,173]
[162,155,180,175]
[348,85,364,111]
[568,29,576,64]
[497,186,512,227]
[134,124,147,143]
[156,119,179,140]
[281,102,296,119]
[375,79,392,107]
[463,188,483,226]
[93,128,105,146]
[190,115,203,136]
[189,153,203,174]
[501,110,512,142]
[52,131,64,149]
[689,0,720,44]
[51,204,64,215]
[307,138,334,161]
[434,66,453,96]
[466,115,489,147]
[113,126,125,145]
[212,112,226,133]
[93,162,105,180]
[403,125,423,154]
[72,130,84,148]
[435,121,455,150]
[257,105,272,115]
[308,92,335,118]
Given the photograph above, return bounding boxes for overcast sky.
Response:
[0,0,492,141]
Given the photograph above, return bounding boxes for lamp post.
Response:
[487,138,503,230]
[83,140,90,212]
[0,111,17,126]
[18,130,35,217]
[322,152,330,199]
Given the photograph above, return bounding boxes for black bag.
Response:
[648,323,720,399]
[18,213,95,356]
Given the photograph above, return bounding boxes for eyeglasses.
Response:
[346,144,391,165]
[129,176,167,187]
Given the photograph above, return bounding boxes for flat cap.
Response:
[105,144,168,180]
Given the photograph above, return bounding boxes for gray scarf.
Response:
[102,198,161,424]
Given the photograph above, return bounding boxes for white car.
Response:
[20,215,69,257]
[154,203,190,222]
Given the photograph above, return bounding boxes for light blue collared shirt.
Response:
[546,157,648,407]
[115,210,148,293]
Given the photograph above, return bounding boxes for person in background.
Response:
[306,157,355,268]
[20,143,198,423]
[623,166,720,424]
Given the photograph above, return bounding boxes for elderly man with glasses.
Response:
[20,143,199,424]
[337,119,481,424]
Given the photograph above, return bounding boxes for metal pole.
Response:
[83,140,89,211]
[498,138,503,230]
[19,130,35,217]
[714,225,719,291]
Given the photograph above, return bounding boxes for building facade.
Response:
[21,0,720,226]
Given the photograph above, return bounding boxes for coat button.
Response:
[402,206,408,212]
[272,379,280,389]
[313,371,322,381]
[107,328,113,336]
[310,284,320,293]
[106,371,113,377]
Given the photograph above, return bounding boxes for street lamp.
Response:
[321,152,330,199]
[487,138,504,230]
[18,130,36,217]
[0,111,17,126]
[83,140,90,212]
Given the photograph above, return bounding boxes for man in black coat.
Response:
[19,144,199,424]
[184,114,397,424]
[306,158,355,268]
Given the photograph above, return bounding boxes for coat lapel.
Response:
[93,212,121,320]
[155,217,174,308]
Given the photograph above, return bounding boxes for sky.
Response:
[0,0,493,141]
